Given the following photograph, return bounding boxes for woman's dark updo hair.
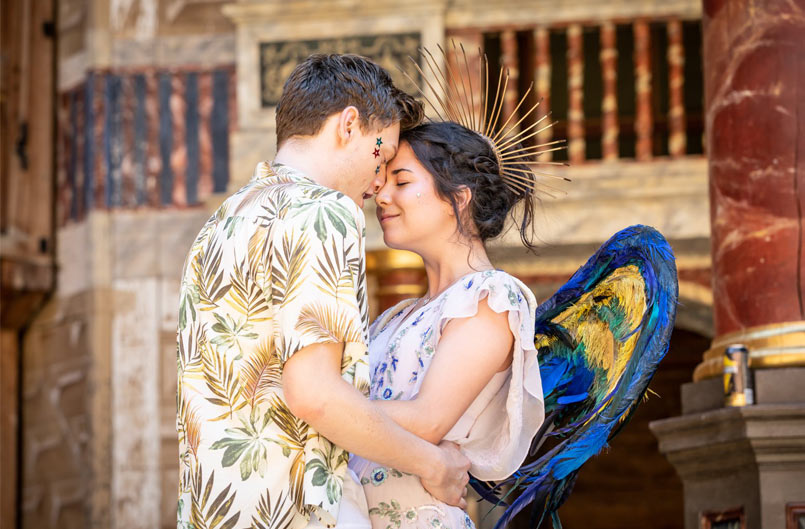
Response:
[400,121,538,251]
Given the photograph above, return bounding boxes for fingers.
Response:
[459,497,468,510]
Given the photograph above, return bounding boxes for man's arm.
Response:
[373,299,515,444]
[283,343,470,508]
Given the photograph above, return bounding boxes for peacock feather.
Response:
[471,225,678,529]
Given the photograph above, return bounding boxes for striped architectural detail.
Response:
[57,67,236,225]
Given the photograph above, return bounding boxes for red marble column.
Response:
[704,0,805,335]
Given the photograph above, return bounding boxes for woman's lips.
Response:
[379,214,399,223]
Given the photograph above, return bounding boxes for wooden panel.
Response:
[0,2,56,525]
[1,330,19,529]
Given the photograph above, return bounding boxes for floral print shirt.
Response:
[177,161,371,529]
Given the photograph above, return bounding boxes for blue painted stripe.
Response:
[84,72,95,210]
[69,91,79,220]
[133,74,147,206]
[211,70,229,193]
[158,73,173,205]
[104,74,122,207]
[185,72,200,205]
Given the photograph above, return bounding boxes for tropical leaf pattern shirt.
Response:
[177,161,371,529]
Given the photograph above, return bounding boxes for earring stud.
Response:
[416,193,421,198]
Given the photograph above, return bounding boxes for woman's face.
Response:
[375,141,458,252]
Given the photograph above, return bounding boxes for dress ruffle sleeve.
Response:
[432,271,544,481]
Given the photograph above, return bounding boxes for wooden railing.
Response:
[446,17,704,164]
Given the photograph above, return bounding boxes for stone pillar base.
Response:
[650,402,805,529]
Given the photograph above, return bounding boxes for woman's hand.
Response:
[419,441,471,509]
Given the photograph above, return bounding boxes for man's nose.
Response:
[370,169,386,194]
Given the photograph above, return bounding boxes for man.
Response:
[177,54,470,529]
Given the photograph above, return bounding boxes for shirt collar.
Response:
[252,160,318,186]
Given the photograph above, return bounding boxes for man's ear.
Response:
[336,106,361,146]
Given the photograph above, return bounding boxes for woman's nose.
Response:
[375,188,391,206]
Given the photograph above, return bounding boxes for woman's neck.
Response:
[419,237,494,299]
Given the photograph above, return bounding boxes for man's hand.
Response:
[420,441,471,509]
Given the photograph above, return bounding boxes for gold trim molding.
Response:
[377,285,427,297]
[692,320,805,381]
[366,249,424,273]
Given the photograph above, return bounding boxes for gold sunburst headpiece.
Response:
[399,42,570,197]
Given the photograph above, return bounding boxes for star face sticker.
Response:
[376,137,383,147]
[373,147,381,158]
[375,165,381,175]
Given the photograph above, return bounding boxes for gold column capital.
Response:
[692,320,805,381]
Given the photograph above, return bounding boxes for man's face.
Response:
[341,120,400,208]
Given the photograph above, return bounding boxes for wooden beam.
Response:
[445,30,484,131]
[0,330,19,529]
[567,24,585,163]
[667,19,687,157]
[500,30,520,133]
[601,22,619,160]
[533,26,553,159]
[634,20,653,161]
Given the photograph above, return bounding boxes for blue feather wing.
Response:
[470,225,678,529]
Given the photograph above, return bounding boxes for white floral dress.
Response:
[348,270,544,529]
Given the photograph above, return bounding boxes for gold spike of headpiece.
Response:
[398,41,570,197]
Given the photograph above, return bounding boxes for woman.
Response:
[348,121,545,529]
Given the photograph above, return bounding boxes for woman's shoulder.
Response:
[454,269,537,309]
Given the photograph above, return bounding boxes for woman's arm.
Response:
[375,297,515,444]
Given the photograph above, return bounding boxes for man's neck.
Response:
[274,139,337,190]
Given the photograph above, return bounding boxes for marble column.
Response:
[693,0,805,380]
[652,2,805,528]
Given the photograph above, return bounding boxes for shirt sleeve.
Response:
[268,199,368,365]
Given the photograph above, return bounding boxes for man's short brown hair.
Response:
[275,54,423,146]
